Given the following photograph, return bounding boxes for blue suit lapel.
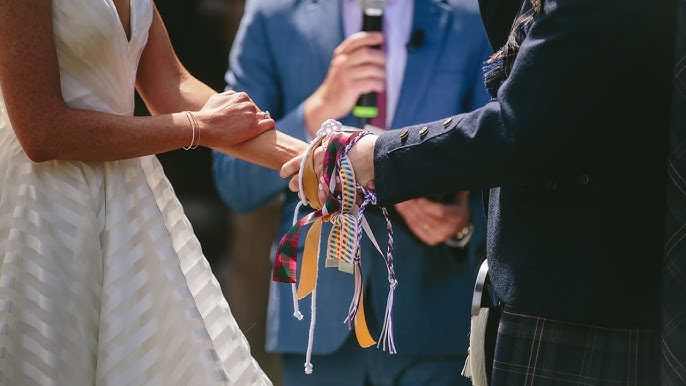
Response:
[296,0,345,85]
[393,0,451,128]
[298,0,365,128]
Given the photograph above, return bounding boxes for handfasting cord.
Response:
[273,119,397,373]
[337,135,397,355]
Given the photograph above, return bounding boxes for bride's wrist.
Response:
[187,110,213,148]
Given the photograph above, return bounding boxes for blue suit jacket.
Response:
[213,0,491,356]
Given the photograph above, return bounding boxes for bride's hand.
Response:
[194,90,275,148]
[280,134,378,198]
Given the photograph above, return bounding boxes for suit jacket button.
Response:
[399,129,409,139]
[578,174,590,185]
[419,126,429,136]
[442,117,453,127]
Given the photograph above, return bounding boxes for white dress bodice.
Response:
[53,0,151,115]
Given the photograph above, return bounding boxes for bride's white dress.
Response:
[0,0,271,385]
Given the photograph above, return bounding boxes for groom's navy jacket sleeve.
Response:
[374,0,672,203]
[372,0,676,327]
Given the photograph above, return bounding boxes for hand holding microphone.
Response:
[352,0,388,126]
[302,1,388,136]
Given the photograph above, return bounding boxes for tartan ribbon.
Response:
[273,131,356,283]
[273,199,340,283]
[273,120,396,367]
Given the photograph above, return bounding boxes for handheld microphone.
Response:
[352,0,388,126]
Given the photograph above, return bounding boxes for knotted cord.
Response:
[273,120,397,374]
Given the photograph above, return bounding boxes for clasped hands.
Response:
[196,90,275,149]
[280,134,471,247]
[277,28,469,246]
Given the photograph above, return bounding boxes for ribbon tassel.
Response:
[272,120,398,374]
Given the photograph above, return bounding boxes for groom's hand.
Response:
[303,32,385,136]
[281,134,377,199]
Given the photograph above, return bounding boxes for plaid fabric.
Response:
[492,308,659,386]
[273,132,353,283]
[662,0,686,383]
[273,199,342,283]
[273,212,316,283]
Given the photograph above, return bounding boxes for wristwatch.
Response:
[444,224,473,249]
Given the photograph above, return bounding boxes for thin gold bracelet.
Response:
[182,111,196,150]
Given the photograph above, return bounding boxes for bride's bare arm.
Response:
[0,0,292,165]
[136,5,308,168]
[135,4,215,114]
[215,130,308,171]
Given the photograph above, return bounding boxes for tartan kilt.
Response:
[491,307,659,385]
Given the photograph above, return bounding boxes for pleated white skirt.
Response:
[0,129,271,386]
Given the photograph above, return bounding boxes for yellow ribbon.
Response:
[297,131,376,349]
[297,219,321,300]
[354,291,377,348]
[297,139,325,299]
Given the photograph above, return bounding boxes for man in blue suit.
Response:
[213,0,491,384]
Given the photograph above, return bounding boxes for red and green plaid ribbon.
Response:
[273,199,340,283]
[273,132,355,283]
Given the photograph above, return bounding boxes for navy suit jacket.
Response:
[213,0,491,355]
[372,0,675,327]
